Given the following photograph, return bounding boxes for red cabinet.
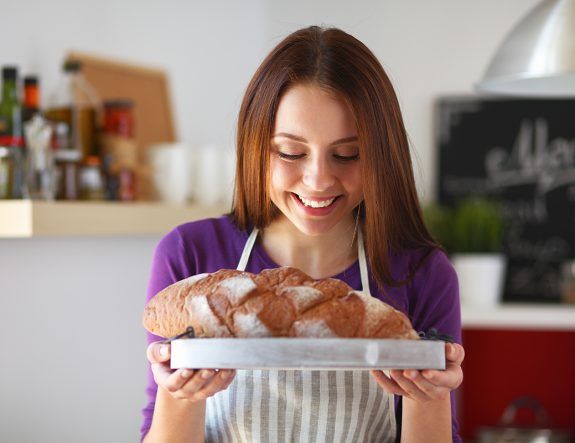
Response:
[459,327,575,440]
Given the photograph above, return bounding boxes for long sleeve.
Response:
[140,227,196,441]
[395,249,462,442]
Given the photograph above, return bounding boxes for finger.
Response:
[420,343,465,388]
[151,361,174,385]
[403,370,447,400]
[195,370,236,398]
[421,364,463,390]
[370,370,408,396]
[446,343,465,365]
[162,368,197,394]
[147,342,171,364]
[389,370,429,402]
[178,369,219,400]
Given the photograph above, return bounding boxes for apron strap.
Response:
[237,226,372,296]
[357,228,372,296]
[237,227,259,271]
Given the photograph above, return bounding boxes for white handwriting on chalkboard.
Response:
[506,224,569,261]
[485,119,575,197]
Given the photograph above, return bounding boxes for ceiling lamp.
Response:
[476,0,575,96]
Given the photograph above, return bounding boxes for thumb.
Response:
[446,342,465,365]
[147,342,171,363]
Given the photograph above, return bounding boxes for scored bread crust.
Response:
[143,267,419,340]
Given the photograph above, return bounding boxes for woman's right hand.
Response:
[147,341,236,402]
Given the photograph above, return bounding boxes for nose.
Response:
[302,155,336,191]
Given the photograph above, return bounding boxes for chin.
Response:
[291,217,342,237]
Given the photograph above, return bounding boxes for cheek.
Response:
[343,164,363,194]
[269,160,297,191]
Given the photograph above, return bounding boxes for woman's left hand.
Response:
[370,342,464,403]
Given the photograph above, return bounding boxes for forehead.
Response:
[273,84,357,140]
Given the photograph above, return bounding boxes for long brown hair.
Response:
[231,26,440,289]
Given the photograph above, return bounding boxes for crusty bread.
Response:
[143,266,419,340]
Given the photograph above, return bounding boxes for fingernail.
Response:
[181,369,191,378]
[159,345,169,357]
[220,371,229,379]
[201,370,212,379]
[406,370,417,379]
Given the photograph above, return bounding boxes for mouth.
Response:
[292,193,341,208]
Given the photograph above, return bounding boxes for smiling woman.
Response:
[142,25,464,443]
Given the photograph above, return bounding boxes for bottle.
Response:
[22,75,41,153]
[44,59,100,159]
[22,75,40,123]
[24,114,55,200]
[0,66,25,198]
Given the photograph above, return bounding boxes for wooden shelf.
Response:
[462,303,575,330]
[0,200,229,237]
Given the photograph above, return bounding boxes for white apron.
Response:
[204,228,396,442]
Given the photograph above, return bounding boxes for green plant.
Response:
[452,198,504,253]
[423,197,504,254]
[422,203,453,251]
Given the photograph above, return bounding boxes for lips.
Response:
[291,192,342,215]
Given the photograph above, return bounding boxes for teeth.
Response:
[298,195,336,208]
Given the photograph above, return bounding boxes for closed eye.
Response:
[334,154,360,162]
[277,152,305,160]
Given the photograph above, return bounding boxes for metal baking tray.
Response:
[170,338,445,370]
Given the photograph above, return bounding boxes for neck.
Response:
[261,215,359,279]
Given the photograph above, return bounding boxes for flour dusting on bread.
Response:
[143,266,419,339]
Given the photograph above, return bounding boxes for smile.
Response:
[294,193,339,208]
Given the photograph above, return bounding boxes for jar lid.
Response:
[83,155,101,167]
[104,99,134,108]
[24,75,38,86]
[54,149,82,162]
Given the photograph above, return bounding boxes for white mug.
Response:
[147,143,190,204]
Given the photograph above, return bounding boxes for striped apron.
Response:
[205,228,396,442]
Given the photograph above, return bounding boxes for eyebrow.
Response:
[272,132,358,146]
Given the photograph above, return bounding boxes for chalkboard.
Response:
[436,97,575,303]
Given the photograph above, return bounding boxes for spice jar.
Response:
[103,100,134,138]
[54,149,81,200]
[101,99,137,201]
[0,146,13,199]
[79,155,105,200]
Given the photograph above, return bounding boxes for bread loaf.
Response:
[143,266,419,340]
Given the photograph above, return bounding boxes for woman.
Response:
[142,26,464,442]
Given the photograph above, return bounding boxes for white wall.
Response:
[0,237,158,443]
[0,1,542,442]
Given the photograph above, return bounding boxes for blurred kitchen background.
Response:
[1,0,574,442]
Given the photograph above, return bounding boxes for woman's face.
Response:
[269,83,363,236]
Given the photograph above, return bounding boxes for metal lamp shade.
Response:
[477,0,575,96]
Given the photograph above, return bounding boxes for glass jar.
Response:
[101,99,137,201]
[54,149,81,200]
[103,99,134,138]
[79,155,105,200]
[0,146,13,199]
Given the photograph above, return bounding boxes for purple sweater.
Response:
[142,216,462,441]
